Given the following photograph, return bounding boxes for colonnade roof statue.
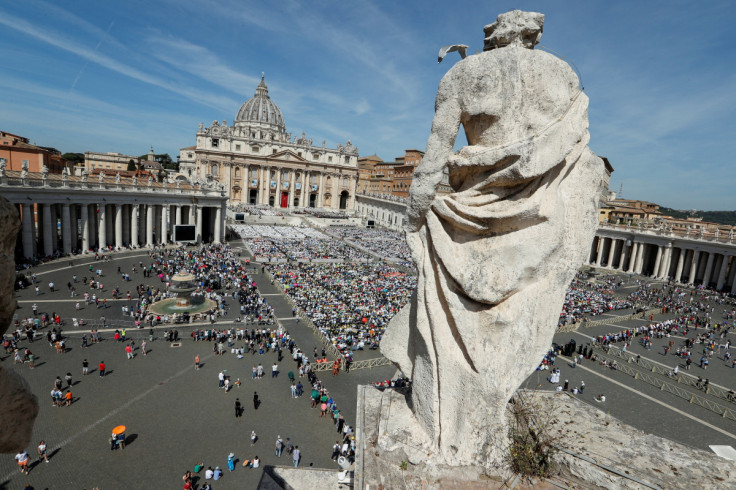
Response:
[381,10,609,469]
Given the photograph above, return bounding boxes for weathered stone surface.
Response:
[0,195,39,453]
[358,387,736,489]
[381,10,609,469]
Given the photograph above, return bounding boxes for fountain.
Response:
[148,271,216,316]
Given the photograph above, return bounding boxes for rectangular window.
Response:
[212,139,219,148]
[235,144,241,151]
[328,156,333,163]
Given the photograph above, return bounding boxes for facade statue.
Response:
[99,171,105,183]
[132,174,138,186]
[381,10,609,468]
[115,172,121,184]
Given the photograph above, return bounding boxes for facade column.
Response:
[160,205,168,244]
[196,205,203,243]
[275,170,282,208]
[21,203,34,259]
[114,204,124,249]
[716,255,729,290]
[587,237,597,264]
[175,205,182,225]
[98,204,107,251]
[69,204,77,251]
[42,204,53,257]
[146,204,154,247]
[289,171,296,208]
[332,174,339,209]
[702,252,716,287]
[214,206,222,244]
[138,205,146,245]
[130,205,139,248]
[50,205,58,251]
[728,258,736,293]
[300,171,307,208]
[318,172,325,208]
[674,248,685,283]
[80,204,89,253]
[688,251,701,285]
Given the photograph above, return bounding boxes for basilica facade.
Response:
[182,76,359,211]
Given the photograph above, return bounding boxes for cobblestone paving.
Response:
[1,244,394,489]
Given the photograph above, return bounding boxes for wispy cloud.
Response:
[0,9,237,112]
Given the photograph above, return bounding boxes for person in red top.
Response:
[99,361,106,377]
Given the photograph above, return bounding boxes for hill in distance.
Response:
[659,207,736,226]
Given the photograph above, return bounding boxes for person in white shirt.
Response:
[205,466,214,479]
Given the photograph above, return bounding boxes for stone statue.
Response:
[0,196,39,452]
[115,172,121,184]
[20,161,28,179]
[99,170,105,183]
[41,164,49,176]
[132,174,138,186]
[381,10,609,468]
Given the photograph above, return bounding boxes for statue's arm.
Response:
[407,88,461,231]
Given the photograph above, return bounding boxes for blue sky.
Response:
[1,1,734,210]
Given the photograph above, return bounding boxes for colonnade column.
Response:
[332,175,339,209]
[214,206,222,244]
[115,204,124,249]
[688,251,701,285]
[715,255,730,290]
[196,206,203,243]
[702,252,716,287]
[634,242,646,274]
[659,245,673,279]
[42,204,53,257]
[130,205,139,248]
[160,205,168,245]
[61,204,71,254]
[595,238,605,266]
[80,204,89,253]
[618,240,629,271]
[98,204,107,252]
[175,205,182,225]
[674,248,685,282]
[21,203,34,259]
[626,242,638,273]
[88,205,96,251]
[122,205,130,246]
[608,239,621,268]
[146,204,154,247]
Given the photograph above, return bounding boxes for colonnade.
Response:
[14,201,226,260]
[589,234,736,292]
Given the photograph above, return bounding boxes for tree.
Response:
[127,159,137,171]
[62,152,85,166]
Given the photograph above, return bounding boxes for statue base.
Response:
[356,386,736,489]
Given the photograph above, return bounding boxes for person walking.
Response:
[15,450,30,475]
[99,360,106,377]
[65,372,72,388]
[38,440,49,463]
[235,398,242,418]
[82,359,89,375]
[195,355,201,370]
[275,435,283,457]
[292,446,300,467]
[250,430,257,446]
[141,340,147,356]
[253,391,259,410]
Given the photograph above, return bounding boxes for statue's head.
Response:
[483,10,544,51]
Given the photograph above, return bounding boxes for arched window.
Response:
[234,167,241,178]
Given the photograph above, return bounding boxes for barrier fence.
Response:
[582,350,736,422]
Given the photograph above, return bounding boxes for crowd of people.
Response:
[267,262,415,354]
[232,224,370,262]
[326,226,413,263]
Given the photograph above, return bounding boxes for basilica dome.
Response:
[234,75,286,134]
